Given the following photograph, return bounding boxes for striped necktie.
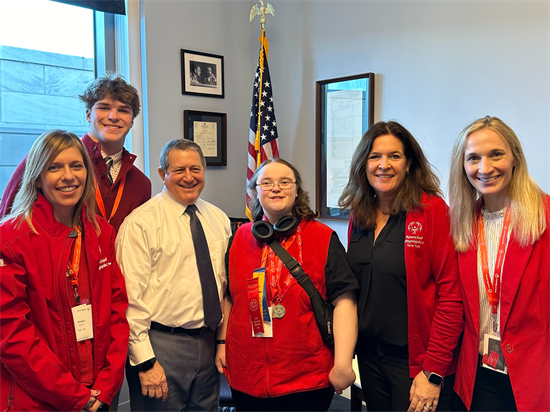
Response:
[104,156,114,185]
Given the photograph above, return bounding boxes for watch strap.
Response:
[137,357,156,372]
[423,370,443,386]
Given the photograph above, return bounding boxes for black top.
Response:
[346,213,408,349]
[226,231,359,302]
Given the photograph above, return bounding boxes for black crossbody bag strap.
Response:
[267,239,334,346]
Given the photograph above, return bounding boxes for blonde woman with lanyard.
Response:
[0,130,129,411]
[449,116,550,411]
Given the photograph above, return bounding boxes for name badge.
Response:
[72,304,93,342]
[253,306,273,338]
[481,333,508,374]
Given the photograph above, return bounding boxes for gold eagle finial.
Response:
[250,0,275,29]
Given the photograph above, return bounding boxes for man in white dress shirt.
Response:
[116,139,231,411]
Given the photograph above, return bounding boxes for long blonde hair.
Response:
[3,130,99,233]
[449,116,547,252]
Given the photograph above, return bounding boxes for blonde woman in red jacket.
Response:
[0,130,129,411]
[449,116,550,411]
[340,121,464,412]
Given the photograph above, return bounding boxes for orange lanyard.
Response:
[260,225,303,305]
[66,229,82,304]
[478,205,511,316]
[95,172,126,222]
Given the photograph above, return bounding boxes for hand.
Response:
[87,399,104,412]
[139,361,169,401]
[215,344,226,374]
[82,390,100,411]
[329,365,356,395]
[407,371,441,412]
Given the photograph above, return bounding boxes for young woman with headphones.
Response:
[215,158,359,411]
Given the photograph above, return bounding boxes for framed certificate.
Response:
[316,73,375,219]
[183,110,227,166]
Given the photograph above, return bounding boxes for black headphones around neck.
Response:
[251,215,299,244]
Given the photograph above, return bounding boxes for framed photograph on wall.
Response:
[316,73,375,219]
[184,110,227,166]
[181,49,224,98]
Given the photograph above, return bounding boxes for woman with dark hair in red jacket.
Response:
[340,121,464,412]
[0,130,129,411]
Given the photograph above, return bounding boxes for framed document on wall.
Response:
[184,110,227,166]
[181,49,224,98]
[316,73,375,219]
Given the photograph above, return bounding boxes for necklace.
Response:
[376,213,389,224]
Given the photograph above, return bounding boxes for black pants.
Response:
[453,358,517,412]
[357,340,457,412]
[231,386,334,412]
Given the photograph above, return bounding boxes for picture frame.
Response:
[181,49,224,98]
[316,73,375,219]
[184,110,227,167]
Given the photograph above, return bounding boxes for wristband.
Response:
[136,357,156,372]
[216,340,226,345]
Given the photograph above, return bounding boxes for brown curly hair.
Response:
[79,71,140,118]
[247,158,319,222]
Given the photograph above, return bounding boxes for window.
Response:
[0,0,118,199]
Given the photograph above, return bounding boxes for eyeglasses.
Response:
[257,181,296,191]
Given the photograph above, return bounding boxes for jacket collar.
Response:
[82,134,137,182]
[32,193,90,238]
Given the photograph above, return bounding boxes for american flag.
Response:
[246,32,279,218]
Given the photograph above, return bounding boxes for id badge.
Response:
[72,304,93,342]
[252,306,273,338]
[481,333,508,374]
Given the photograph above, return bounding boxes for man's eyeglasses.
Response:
[257,181,296,191]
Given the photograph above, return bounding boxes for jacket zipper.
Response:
[265,335,271,397]
[58,233,77,377]
[3,381,13,411]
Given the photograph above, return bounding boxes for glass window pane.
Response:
[0,0,96,199]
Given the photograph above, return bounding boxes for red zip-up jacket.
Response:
[0,134,151,234]
[0,194,129,411]
[348,194,464,377]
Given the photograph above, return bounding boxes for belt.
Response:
[150,321,209,336]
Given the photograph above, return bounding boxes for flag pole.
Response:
[247,1,277,220]
[250,1,275,167]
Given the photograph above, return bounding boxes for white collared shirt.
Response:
[116,188,231,365]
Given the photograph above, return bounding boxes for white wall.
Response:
[258,0,550,241]
[142,0,252,217]
[142,0,550,241]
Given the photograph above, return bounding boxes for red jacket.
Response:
[0,194,129,411]
[0,134,151,234]
[454,196,550,411]
[349,194,463,377]
[226,220,334,397]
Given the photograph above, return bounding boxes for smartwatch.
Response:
[423,370,443,386]
[137,357,156,372]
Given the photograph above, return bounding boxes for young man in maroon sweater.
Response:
[0,72,151,234]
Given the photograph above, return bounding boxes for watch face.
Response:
[428,373,443,385]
